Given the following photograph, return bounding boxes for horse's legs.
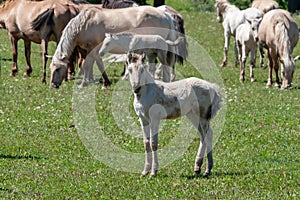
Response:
[234,41,240,67]
[259,44,265,69]
[221,32,230,67]
[266,50,273,88]
[79,55,94,88]
[24,39,32,77]
[149,117,160,177]
[273,58,280,88]
[186,112,207,176]
[95,56,111,89]
[239,44,246,82]
[204,124,213,177]
[9,34,18,76]
[139,118,152,176]
[41,39,48,83]
[250,47,256,83]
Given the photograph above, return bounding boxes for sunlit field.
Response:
[0,1,299,198]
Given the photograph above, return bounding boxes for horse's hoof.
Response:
[266,84,271,89]
[203,171,211,178]
[150,170,158,177]
[42,79,46,84]
[251,78,256,83]
[194,170,201,178]
[239,78,245,83]
[23,72,30,77]
[101,85,109,90]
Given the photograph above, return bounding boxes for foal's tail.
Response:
[207,84,222,120]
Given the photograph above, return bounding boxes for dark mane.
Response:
[102,0,138,9]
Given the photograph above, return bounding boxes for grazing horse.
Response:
[50,6,180,88]
[126,52,222,177]
[99,32,184,82]
[215,0,263,67]
[0,0,78,82]
[258,9,299,89]
[251,0,279,14]
[236,17,262,83]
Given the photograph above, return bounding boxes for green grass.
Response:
[0,4,300,199]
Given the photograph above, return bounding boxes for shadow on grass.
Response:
[0,187,13,193]
[182,171,248,180]
[0,154,42,160]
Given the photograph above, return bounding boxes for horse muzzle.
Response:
[50,82,60,89]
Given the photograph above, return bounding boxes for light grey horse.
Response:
[126,52,222,177]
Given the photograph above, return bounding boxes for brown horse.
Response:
[0,0,79,83]
[258,9,299,89]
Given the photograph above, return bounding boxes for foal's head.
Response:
[126,52,148,94]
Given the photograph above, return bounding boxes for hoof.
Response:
[150,170,158,177]
[194,170,201,178]
[265,84,271,89]
[23,72,30,77]
[239,78,245,83]
[251,78,256,83]
[203,171,211,178]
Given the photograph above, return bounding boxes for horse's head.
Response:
[126,52,147,94]
[246,16,263,42]
[49,61,68,89]
[281,57,295,89]
[215,0,228,23]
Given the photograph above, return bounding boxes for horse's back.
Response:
[259,9,299,47]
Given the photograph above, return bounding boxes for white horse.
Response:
[99,32,184,82]
[215,0,263,67]
[126,52,222,177]
[236,17,262,82]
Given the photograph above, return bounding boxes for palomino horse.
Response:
[0,0,79,83]
[251,0,279,14]
[99,32,184,82]
[126,52,222,177]
[50,6,182,89]
[215,0,263,67]
[258,9,299,89]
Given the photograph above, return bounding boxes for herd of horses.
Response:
[0,0,299,177]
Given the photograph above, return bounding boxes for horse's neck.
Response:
[0,0,17,23]
[223,5,240,19]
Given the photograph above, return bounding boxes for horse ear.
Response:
[141,52,146,63]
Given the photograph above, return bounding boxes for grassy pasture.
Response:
[0,2,299,199]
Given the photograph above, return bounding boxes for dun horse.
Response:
[0,0,78,82]
[258,9,299,89]
[126,52,222,177]
[50,6,185,88]
[251,0,279,14]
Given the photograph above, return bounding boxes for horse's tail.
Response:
[207,84,222,120]
[162,6,188,65]
[31,8,55,31]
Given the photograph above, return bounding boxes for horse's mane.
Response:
[53,7,92,63]
[274,13,293,65]
[0,0,16,9]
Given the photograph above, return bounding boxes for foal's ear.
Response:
[141,52,146,63]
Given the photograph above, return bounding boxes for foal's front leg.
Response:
[140,118,152,176]
[149,117,160,177]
